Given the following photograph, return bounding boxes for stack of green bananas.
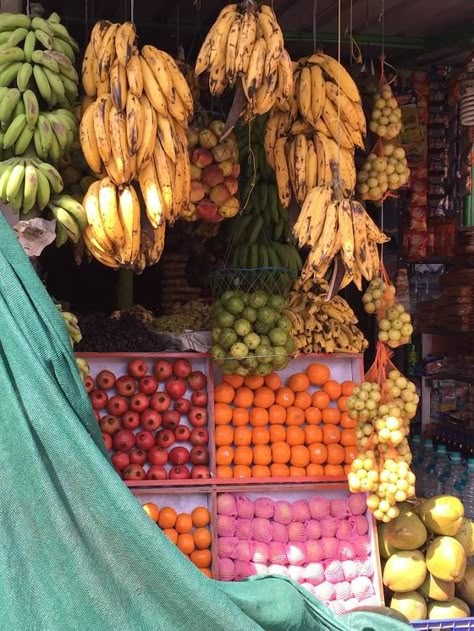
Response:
[0,156,62,211]
[56,304,90,381]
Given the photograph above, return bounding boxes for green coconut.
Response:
[386,509,428,550]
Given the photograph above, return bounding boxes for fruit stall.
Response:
[0,0,473,629]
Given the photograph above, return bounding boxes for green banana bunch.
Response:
[55,304,89,384]
[47,193,87,246]
[0,156,63,213]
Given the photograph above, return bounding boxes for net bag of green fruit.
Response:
[0,214,413,630]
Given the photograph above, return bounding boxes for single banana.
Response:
[225,14,241,84]
[125,48,143,97]
[0,88,21,123]
[293,133,307,204]
[115,21,136,66]
[23,89,39,129]
[140,56,168,117]
[83,180,114,253]
[138,157,165,229]
[234,11,257,76]
[79,102,102,174]
[98,176,125,249]
[33,65,52,103]
[243,36,266,99]
[3,113,27,149]
[93,94,113,165]
[110,56,128,112]
[273,136,291,208]
[83,224,119,268]
[118,184,141,264]
[153,139,173,220]
[136,94,157,169]
[97,23,119,82]
[82,41,97,97]
[156,113,176,161]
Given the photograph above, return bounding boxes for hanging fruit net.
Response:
[209,266,296,299]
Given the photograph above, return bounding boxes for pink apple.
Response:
[122,411,140,430]
[153,359,173,381]
[96,369,116,390]
[162,410,180,430]
[84,375,95,393]
[173,359,192,378]
[169,446,190,466]
[191,465,211,479]
[150,392,171,412]
[135,430,155,451]
[174,424,191,442]
[107,395,129,416]
[190,427,209,446]
[130,392,149,413]
[165,376,187,400]
[129,448,147,466]
[102,433,113,450]
[147,465,168,480]
[169,465,191,480]
[111,451,130,472]
[99,415,121,435]
[147,445,168,466]
[191,389,208,407]
[115,375,136,397]
[90,389,108,410]
[140,409,162,431]
[113,429,135,452]
[190,445,209,465]
[155,428,175,449]
[188,407,208,428]
[175,397,191,414]
[128,359,148,378]
[139,375,158,395]
[188,370,207,390]
[123,464,146,481]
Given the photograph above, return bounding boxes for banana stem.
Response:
[117,268,134,310]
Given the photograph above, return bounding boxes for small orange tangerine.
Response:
[215,425,234,446]
[163,528,178,544]
[252,427,270,445]
[222,374,244,389]
[254,444,272,466]
[190,549,212,568]
[234,445,253,466]
[340,428,357,447]
[286,425,305,446]
[216,465,233,479]
[249,407,269,427]
[306,363,330,386]
[340,412,356,429]
[193,527,212,549]
[308,442,328,465]
[233,387,254,408]
[143,502,160,522]
[244,375,265,390]
[323,380,342,400]
[271,441,291,464]
[290,444,310,467]
[290,466,306,477]
[270,463,290,477]
[327,443,345,465]
[322,425,341,445]
[287,373,310,392]
[341,380,356,396]
[252,465,271,478]
[275,387,295,408]
[304,425,323,445]
[264,372,282,390]
[269,425,286,443]
[344,464,352,477]
[286,406,305,426]
[215,402,232,425]
[191,506,210,528]
[269,404,286,424]
[233,465,252,479]
[175,513,193,534]
[306,463,324,476]
[232,407,249,426]
[254,386,275,408]
[158,506,177,529]
[322,408,341,425]
[214,382,235,404]
[337,396,348,412]
[216,445,234,465]
[344,445,359,465]
[200,568,212,578]
[312,391,330,410]
[294,391,312,410]
[234,425,252,446]
[305,407,322,425]
[324,464,344,477]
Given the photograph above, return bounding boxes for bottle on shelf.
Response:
[434,445,451,495]
[445,452,466,498]
[418,439,436,498]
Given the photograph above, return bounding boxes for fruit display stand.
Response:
[411,620,474,631]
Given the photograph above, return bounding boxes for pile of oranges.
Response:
[143,502,212,577]
[214,363,357,479]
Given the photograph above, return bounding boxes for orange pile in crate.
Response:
[214,363,357,479]
[143,503,212,577]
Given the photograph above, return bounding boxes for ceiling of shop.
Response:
[50,0,473,67]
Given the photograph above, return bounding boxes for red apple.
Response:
[96,369,116,390]
[128,359,148,378]
[123,464,146,481]
[147,465,168,480]
[188,407,208,427]
[191,465,211,479]
[169,465,191,480]
[147,445,168,466]
[190,445,209,465]
[122,411,140,430]
[90,389,108,410]
[174,424,191,442]
[107,395,129,416]
[162,410,180,430]
[173,359,192,378]
[188,370,207,390]
[129,447,147,466]
[102,433,113,450]
[135,430,155,451]
[190,427,209,446]
[165,376,187,400]
[84,375,95,393]
[153,359,173,381]
[155,428,175,449]
[140,409,162,431]
[150,392,171,412]
[130,392,149,413]
[139,375,158,395]
[175,397,191,414]
[169,446,190,466]
[94,410,101,421]
[191,389,208,407]
[99,415,121,435]
[113,429,135,452]
[115,375,136,397]
[111,451,130,472]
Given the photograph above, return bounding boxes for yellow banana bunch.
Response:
[195,3,292,119]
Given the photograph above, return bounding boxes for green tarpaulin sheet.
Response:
[0,212,411,631]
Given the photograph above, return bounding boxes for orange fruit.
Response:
[269,425,286,443]
[304,425,322,445]
[163,528,178,544]
[287,373,310,392]
[270,463,290,477]
[193,527,212,549]
[158,506,177,529]
[249,407,269,427]
[322,425,341,445]
[323,380,342,400]
[233,464,252,478]
[286,406,305,426]
[215,425,234,446]
[286,425,305,446]
[341,380,356,396]
[215,402,232,425]
[322,408,341,425]
[254,444,272,465]
[175,513,193,534]
[214,382,235,404]
[308,442,328,464]
[341,412,356,429]
[294,391,312,410]
[344,464,352,477]
[271,441,291,464]
[290,444,310,467]
[306,463,324,476]
[190,549,212,568]
[327,443,345,465]
[306,363,330,386]
[275,387,295,408]
[264,372,282,390]
[234,425,252,446]
[252,427,270,445]
[234,445,253,466]
[344,445,358,465]
[232,407,249,426]
[269,404,286,424]
[143,502,160,522]
[216,465,233,479]
[324,463,344,477]
[312,391,330,410]
[200,568,212,578]
[191,506,210,528]
[337,396,348,412]
[223,374,244,389]
[254,386,275,408]
[290,466,306,477]
[233,387,254,408]
[305,407,322,425]
[340,428,356,446]
[244,375,265,390]
[216,445,234,465]
[252,465,271,478]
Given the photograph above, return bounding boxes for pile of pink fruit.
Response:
[216,492,379,614]
[85,357,211,481]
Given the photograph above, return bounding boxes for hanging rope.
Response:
[26,0,31,16]
[379,0,385,266]
[130,0,135,24]
[335,0,342,189]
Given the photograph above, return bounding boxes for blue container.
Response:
[411,618,474,630]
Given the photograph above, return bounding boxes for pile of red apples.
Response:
[85,357,210,481]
